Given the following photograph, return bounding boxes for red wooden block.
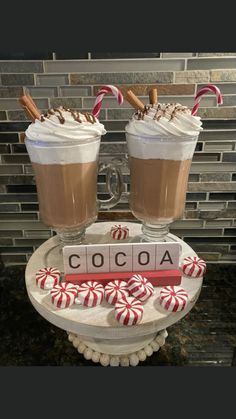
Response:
[65,269,182,287]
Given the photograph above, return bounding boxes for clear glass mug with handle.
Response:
[25,135,123,244]
[125,132,199,242]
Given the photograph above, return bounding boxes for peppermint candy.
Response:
[50,282,78,308]
[138,276,154,302]
[182,256,206,278]
[105,280,129,305]
[110,224,129,240]
[35,267,60,290]
[127,274,154,302]
[115,296,144,326]
[77,281,104,307]
[159,286,188,312]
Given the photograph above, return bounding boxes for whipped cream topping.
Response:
[126,132,197,161]
[126,103,202,137]
[26,107,106,142]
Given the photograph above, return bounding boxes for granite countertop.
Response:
[0,264,236,366]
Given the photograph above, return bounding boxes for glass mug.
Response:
[25,135,123,244]
[125,132,199,242]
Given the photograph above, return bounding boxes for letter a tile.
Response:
[155,243,181,271]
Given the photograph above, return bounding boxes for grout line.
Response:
[5,110,10,121]
[56,86,60,97]
[208,70,211,83]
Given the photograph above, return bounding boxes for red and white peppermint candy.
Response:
[77,281,104,307]
[182,256,206,278]
[137,275,154,301]
[92,85,123,118]
[50,282,78,308]
[127,274,154,302]
[35,267,60,290]
[105,280,129,305]
[160,286,188,312]
[115,296,144,326]
[110,224,129,240]
[127,274,147,300]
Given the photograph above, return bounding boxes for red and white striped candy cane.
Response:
[191,84,223,116]
[92,85,123,118]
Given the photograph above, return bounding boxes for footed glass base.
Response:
[55,228,86,245]
[141,222,170,242]
[43,228,87,267]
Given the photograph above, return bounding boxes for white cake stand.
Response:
[25,221,203,367]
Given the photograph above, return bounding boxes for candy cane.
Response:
[92,85,123,118]
[191,84,223,116]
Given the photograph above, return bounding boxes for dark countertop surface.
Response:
[0,264,236,366]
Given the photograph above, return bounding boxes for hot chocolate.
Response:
[20,88,124,244]
[25,107,106,235]
[125,90,203,240]
[32,160,98,230]
[129,157,192,223]
[126,130,198,224]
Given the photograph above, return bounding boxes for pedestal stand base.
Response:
[25,223,202,367]
[68,329,168,367]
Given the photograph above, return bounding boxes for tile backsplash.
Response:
[0,52,235,266]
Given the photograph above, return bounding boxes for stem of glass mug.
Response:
[55,228,86,244]
[141,222,170,242]
[98,162,123,210]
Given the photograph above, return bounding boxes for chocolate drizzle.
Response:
[136,105,151,120]
[134,102,190,122]
[41,106,96,124]
[136,110,143,120]
[84,112,96,123]
[55,108,65,124]
[69,109,82,123]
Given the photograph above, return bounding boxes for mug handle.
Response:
[98,162,123,210]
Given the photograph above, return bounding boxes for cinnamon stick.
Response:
[124,90,145,111]
[149,88,158,105]
[26,94,40,112]
[19,95,41,121]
